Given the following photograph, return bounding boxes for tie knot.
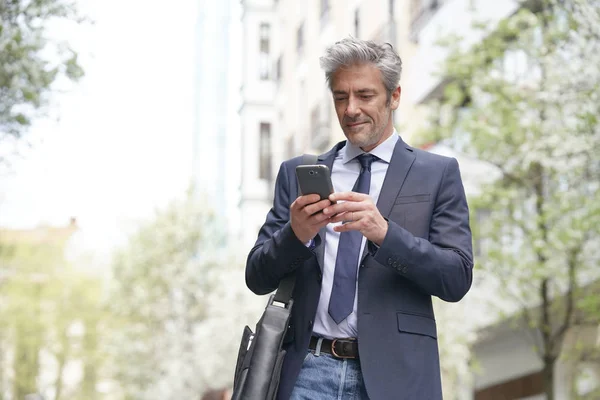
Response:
[357,153,378,171]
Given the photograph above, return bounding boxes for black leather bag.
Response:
[232,154,317,400]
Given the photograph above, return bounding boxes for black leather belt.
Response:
[308,336,359,359]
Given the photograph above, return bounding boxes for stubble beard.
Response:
[344,108,391,150]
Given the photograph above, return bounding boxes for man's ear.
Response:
[391,86,401,110]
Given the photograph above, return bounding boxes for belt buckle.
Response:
[331,338,356,359]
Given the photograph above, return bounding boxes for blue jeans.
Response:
[290,350,369,400]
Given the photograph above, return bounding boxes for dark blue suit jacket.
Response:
[246,138,473,400]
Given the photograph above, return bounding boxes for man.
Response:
[246,37,473,400]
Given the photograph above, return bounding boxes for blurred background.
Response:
[0,0,598,399]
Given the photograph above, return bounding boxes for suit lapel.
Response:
[376,137,415,218]
[313,141,346,270]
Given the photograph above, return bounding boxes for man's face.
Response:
[331,63,401,152]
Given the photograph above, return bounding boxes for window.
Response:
[354,9,360,38]
[286,135,295,159]
[320,0,330,17]
[310,106,320,146]
[409,0,444,41]
[259,123,272,180]
[259,23,270,80]
[320,0,330,27]
[296,23,304,56]
[373,2,397,47]
[310,96,331,152]
[275,55,282,83]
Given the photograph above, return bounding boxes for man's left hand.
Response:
[323,191,388,246]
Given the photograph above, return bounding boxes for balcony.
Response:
[409,0,445,43]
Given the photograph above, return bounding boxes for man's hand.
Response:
[290,194,333,243]
[323,191,388,245]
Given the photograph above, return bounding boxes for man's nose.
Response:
[345,97,361,118]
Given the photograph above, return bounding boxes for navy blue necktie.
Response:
[328,153,378,324]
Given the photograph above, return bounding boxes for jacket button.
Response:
[387,258,393,265]
[308,320,313,329]
[402,266,408,273]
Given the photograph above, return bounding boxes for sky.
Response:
[0,0,239,255]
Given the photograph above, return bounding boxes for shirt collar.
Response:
[342,130,399,164]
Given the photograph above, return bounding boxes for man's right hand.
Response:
[290,194,332,244]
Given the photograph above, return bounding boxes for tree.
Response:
[419,0,600,398]
[107,192,264,399]
[0,225,106,400]
[0,0,84,164]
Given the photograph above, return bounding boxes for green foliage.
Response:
[421,0,600,397]
[0,0,84,159]
[0,234,106,399]
[106,191,254,399]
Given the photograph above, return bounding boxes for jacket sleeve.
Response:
[373,157,474,302]
[245,161,315,295]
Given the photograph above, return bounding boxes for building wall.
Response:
[474,329,544,392]
[472,324,600,399]
[239,0,277,248]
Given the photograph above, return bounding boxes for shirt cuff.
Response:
[368,240,380,255]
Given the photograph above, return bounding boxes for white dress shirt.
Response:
[312,132,399,339]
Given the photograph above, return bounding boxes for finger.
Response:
[333,210,368,225]
[303,198,332,216]
[307,206,334,224]
[292,194,322,210]
[311,213,334,229]
[348,210,367,224]
[329,191,368,203]
[328,211,352,224]
[323,199,367,216]
[333,220,361,233]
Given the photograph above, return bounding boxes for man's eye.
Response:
[361,95,373,99]
[334,97,347,101]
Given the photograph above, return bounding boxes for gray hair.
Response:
[320,37,402,101]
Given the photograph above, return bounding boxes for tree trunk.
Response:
[542,358,555,400]
[81,318,99,400]
[0,334,3,400]
[14,282,43,399]
[13,321,39,399]
[53,330,69,400]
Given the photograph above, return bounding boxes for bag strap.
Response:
[273,153,318,306]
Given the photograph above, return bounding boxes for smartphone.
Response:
[295,164,335,202]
